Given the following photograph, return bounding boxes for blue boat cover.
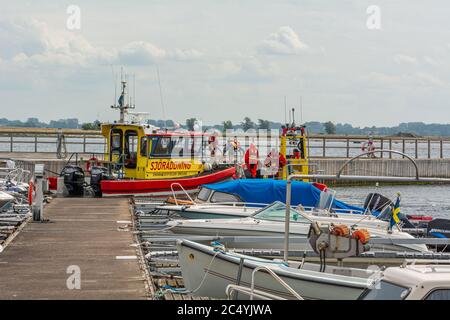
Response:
[203,179,365,213]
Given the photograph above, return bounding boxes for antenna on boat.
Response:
[291,108,296,127]
[110,65,117,109]
[284,96,287,125]
[156,65,167,128]
[288,104,292,125]
[133,74,136,108]
[299,96,303,124]
[111,67,135,123]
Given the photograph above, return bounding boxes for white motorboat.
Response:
[167,202,429,253]
[359,262,450,300]
[156,203,261,219]
[0,191,15,211]
[176,239,372,300]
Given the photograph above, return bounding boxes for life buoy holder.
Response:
[361,141,376,152]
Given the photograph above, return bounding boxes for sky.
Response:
[1,0,450,127]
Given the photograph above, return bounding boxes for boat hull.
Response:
[100,167,236,197]
[177,239,368,300]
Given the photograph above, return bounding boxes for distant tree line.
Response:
[0,117,81,129]
[2,117,450,136]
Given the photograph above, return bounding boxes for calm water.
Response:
[334,184,450,219]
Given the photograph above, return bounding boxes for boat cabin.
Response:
[101,123,208,179]
[279,125,309,179]
[359,263,450,300]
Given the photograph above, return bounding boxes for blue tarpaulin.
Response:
[203,179,365,213]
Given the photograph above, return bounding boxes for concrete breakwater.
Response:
[310,158,450,183]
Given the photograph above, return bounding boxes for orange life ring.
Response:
[361,141,375,152]
[86,156,99,172]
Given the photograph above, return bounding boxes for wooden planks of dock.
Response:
[0,197,149,300]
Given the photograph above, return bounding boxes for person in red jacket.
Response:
[244,143,259,178]
[264,149,286,177]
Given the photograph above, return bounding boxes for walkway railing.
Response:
[1,128,450,159]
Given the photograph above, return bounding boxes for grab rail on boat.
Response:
[249,265,304,300]
[225,284,286,300]
[170,183,195,206]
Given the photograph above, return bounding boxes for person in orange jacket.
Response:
[244,143,259,178]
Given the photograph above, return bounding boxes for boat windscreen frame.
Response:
[251,201,311,223]
[358,279,411,300]
[124,129,139,169]
[109,128,123,161]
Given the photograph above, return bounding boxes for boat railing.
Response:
[249,265,304,300]
[293,204,365,217]
[170,183,195,205]
[193,201,268,208]
[225,284,286,300]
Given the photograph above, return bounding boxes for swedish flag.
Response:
[390,196,401,228]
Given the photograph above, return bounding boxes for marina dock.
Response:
[0,197,150,299]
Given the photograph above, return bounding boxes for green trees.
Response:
[257,119,270,130]
[324,121,336,135]
[81,120,101,130]
[222,120,233,131]
[185,118,197,131]
[241,117,255,131]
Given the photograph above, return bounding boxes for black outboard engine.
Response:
[62,165,85,196]
[364,193,415,228]
[363,193,392,212]
[90,166,109,197]
[427,219,450,252]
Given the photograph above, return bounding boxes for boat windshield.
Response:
[359,280,411,300]
[252,202,309,223]
[197,187,211,201]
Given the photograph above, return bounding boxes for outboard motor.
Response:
[90,166,109,197]
[427,219,450,252]
[61,165,85,196]
[364,193,415,228]
[363,193,392,212]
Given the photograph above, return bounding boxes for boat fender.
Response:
[352,229,370,244]
[331,224,350,237]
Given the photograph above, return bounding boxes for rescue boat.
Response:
[93,75,236,197]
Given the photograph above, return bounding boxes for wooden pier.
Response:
[0,197,150,299]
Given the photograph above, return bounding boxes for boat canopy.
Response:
[203,179,364,213]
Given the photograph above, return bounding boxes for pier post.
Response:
[402,140,406,158]
[322,138,326,158]
[32,164,45,221]
[346,138,349,158]
[428,139,431,159]
[380,139,384,158]
[415,139,418,159]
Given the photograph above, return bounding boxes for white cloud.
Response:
[0,18,203,68]
[393,54,418,66]
[365,72,445,88]
[118,41,166,65]
[258,26,308,55]
[209,57,277,83]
